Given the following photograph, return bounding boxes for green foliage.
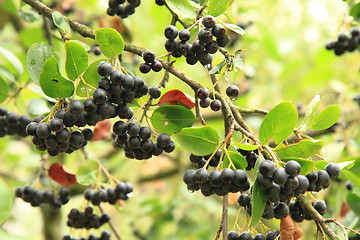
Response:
[311,105,341,130]
[150,105,196,135]
[249,178,267,227]
[223,23,245,36]
[26,42,57,84]
[76,59,103,97]
[174,126,219,156]
[39,56,74,99]
[347,191,360,216]
[274,139,323,159]
[222,150,247,170]
[259,102,298,145]
[95,28,124,58]
[64,41,88,80]
[0,77,8,103]
[0,47,23,78]
[207,0,234,17]
[51,11,71,36]
[233,143,259,151]
[76,159,99,185]
[350,3,360,22]
[166,0,196,25]
[298,95,321,132]
[0,179,12,225]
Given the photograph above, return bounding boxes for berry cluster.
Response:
[0,107,33,137]
[113,120,174,160]
[15,186,69,208]
[63,231,110,240]
[139,50,163,73]
[164,15,229,66]
[106,0,141,19]
[290,199,327,222]
[67,207,110,229]
[25,61,148,156]
[84,182,133,205]
[188,150,222,169]
[183,168,250,197]
[196,87,222,111]
[325,28,360,55]
[227,230,280,240]
[234,145,259,170]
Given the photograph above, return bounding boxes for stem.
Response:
[222,194,229,240]
[99,205,122,240]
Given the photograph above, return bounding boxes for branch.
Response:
[297,195,340,240]
[222,194,229,240]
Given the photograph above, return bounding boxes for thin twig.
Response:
[98,205,122,240]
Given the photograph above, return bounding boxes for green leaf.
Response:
[342,169,360,189]
[39,56,74,99]
[120,61,136,76]
[281,158,315,175]
[249,178,267,227]
[233,50,245,71]
[207,0,234,17]
[0,47,23,77]
[27,98,50,116]
[0,65,15,83]
[71,40,91,51]
[0,179,12,225]
[298,95,320,132]
[233,143,260,151]
[151,105,196,135]
[0,77,9,103]
[200,0,208,5]
[208,59,226,74]
[166,0,196,25]
[315,160,327,170]
[52,11,71,36]
[76,59,103,97]
[347,192,360,216]
[222,151,247,170]
[95,28,124,58]
[259,102,298,145]
[76,159,99,185]
[311,105,341,130]
[26,42,57,84]
[350,3,360,21]
[174,126,219,156]
[18,10,39,23]
[65,41,88,80]
[338,160,355,170]
[223,23,245,36]
[274,139,323,159]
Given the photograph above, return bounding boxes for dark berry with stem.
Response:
[152,60,162,72]
[198,29,213,44]
[202,15,216,28]
[157,133,171,148]
[93,88,108,104]
[212,24,226,38]
[149,86,161,99]
[237,193,251,207]
[325,163,341,179]
[210,99,222,111]
[272,168,287,185]
[142,50,156,63]
[217,34,230,47]
[196,87,209,99]
[226,85,240,100]
[313,200,327,215]
[285,160,301,177]
[259,160,276,177]
[200,98,210,108]
[97,62,112,77]
[179,29,191,42]
[164,25,178,40]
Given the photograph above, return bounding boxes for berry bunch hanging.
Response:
[188,150,222,168]
[106,0,141,19]
[0,107,33,137]
[164,15,230,66]
[63,231,110,240]
[139,50,163,73]
[83,182,133,205]
[325,27,360,55]
[227,230,280,240]
[67,206,110,229]
[15,186,70,208]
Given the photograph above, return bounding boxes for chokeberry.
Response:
[164,25,178,40]
[285,160,301,177]
[259,160,276,177]
[149,86,161,99]
[210,99,222,111]
[198,29,213,44]
[202,15,216,28]
[226,85,240,100]
[325,163,341,179]
[142,50,156,63]
[313,200,327,215]
[196,87,209,99]
[93,88,108,104]
[212,24,226,38]
[151,60,162,72]
[179,29,191,42]
[97,62,113,77]
[157,133,171,148]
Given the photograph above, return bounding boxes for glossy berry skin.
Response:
[259,160,276,177]
[306,170,318,184]
[285,160,301,177]
[152,60,162,72]
[93,88,108,104]
[69,100,84,116]
[237,193,251,207]
[239,232,253,240]
[196,87,209,99]
[36,123,51,139]
[325,163,341,179]
[155,0,165,6]
[97,62,112,77]
[139,63,151,74]
[199,98,210,108]
[210,99,222,111]
[313,200,327,215]
[254,234,265,240]
[226,85,240,100]
[179,29,191,42]
[317,170,330,188]
[196,168,209,184]
[274,202,289,219]
[227,231,239,240]
[157,133,171,148]
[149,86,161,99]
[164,25,178,40]
[139,126,151,140]
[272,168,287,185]
[198,29,213,44]
[217,34,230,47]
[142,50,156,63]
[221,168,234,183]
[212,24,226,38]
[202,15,216,28]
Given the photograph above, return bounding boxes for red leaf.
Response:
[157,89,195,109]
[48,162,77,187]
[91,119,111,141]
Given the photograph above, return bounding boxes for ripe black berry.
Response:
[306,170,318,184]
[49,117,63,132]
[142,50,156,63]
[217,34,230,47]
[26,122,38,136]
[209,170,222,187]
[179,29,191,42]
[82,128,94,141]
[237,193,251,207]
[239,232,252,240]
[157,133,171,148]
[212,24,225,38]
[139,126,151,140]
[151,60,162,72]
[325,163,341,179]
[205,41,219,54]
[272,168,287,185]
[198,29,213,44]
[313,200,327,215]
[317,170,330,188]
[221,168,234,183]
[259,160,276,177]
[36,123,51,139]
[285,160,301,177]
[122,75,135,89]
[164,25,178,40]
[226,85,240,100]
[155,0,165,6]
[97,62,112,77]
[93,88,108,104]
[254,234,265,240]
[199,98,210,108]
[196,87,209,99]
[227,231,239,240]
[196,168,208,184]
[210,99,222,111]
[202,15,216,28]
[274,202,289,219]
[148,86,161,99]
